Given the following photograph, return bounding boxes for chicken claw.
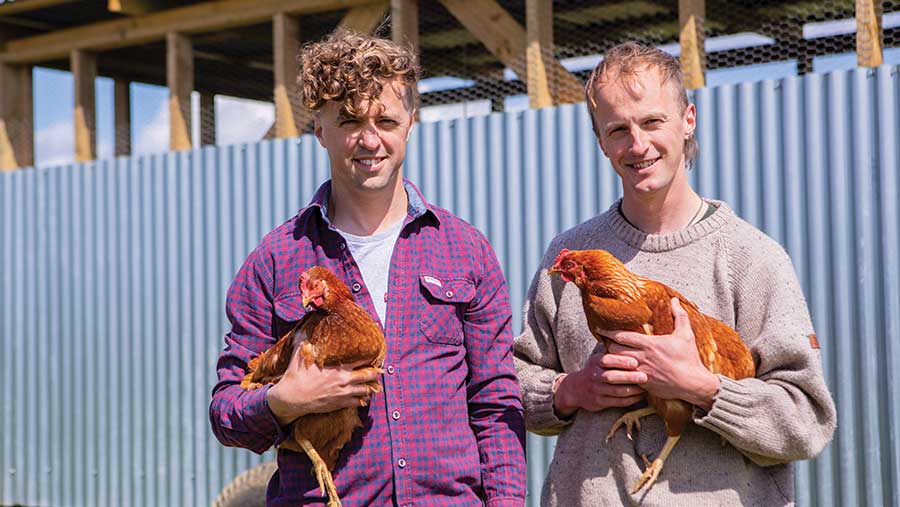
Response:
[607,407,656,442]
[630,434,681,494]
[299,438,342,507]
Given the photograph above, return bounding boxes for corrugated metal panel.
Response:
[1,64,898,506]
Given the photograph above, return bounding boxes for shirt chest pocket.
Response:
[273,292,307,340]
[418,274,476,346]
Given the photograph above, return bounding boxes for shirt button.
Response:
[445,290,453,298]
[340,242,346,250]
[352,283,361,292]
[392,410,401,420]
[397,458,407,468]
[386,365,395,374]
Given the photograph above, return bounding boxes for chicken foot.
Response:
[631,434,681,493]
[299,438,342,507]
[606,407,656,442]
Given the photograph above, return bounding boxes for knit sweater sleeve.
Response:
[694,233,836,466]
[513,238,574,436]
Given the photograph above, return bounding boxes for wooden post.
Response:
[0,63,34,170]
[679,0,705,90]
[440,0,583,104]
[167,31,193,151]
[273,12,300,138]
[391,0,418,56]
[200,93,216,145]
[114,79,131,157]
[856,0,883,67]
[71,49,97,162]
[526,0,553,109]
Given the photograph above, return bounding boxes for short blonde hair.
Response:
[299,30,419,117]
[585,42,698,167]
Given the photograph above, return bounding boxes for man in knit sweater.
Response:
[513,42,836,506]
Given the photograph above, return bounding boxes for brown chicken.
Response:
[549,249,755,494]
[240,266,386,507]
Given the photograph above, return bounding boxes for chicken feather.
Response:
[240,266,386,507]
[550,249,755,493]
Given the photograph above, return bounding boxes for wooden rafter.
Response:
[439,0,583,105]
[0,0,377,64]
[108,0,170,15]
[72,50,97,162]
[679,0,705,90]
[0,0,74,16]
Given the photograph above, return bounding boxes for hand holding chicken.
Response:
[550,249,755,494]
[241,266,386,507]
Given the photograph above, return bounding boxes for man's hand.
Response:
[603,298,720,410]
[553,352,647,418]
[266,340,380,426]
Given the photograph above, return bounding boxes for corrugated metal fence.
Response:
[1,64,898,506]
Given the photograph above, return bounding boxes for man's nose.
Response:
[629,128,650,153]
[359,126,381,149]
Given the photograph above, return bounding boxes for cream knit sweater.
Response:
[514,199,836,506]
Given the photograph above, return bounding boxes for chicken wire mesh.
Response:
[18,0,900,160]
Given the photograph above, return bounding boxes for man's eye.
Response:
[339,118,359,126]
[379,119,398,126]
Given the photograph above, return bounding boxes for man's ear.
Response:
[313,113,326,148]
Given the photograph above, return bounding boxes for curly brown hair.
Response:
[299,30,419,117]
[585,42,698,168]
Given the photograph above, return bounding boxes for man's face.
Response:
[590,66,696,199]
[314,79,414,195]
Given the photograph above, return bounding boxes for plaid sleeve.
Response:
[208,245,284,454]
[463,232,527,504]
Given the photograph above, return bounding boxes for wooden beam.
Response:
[526,0,553,109]
[0,0,75,16]
[71,50,97,163]
[114,79,131,157]
[273,12,300,138]
[108,0,169,15]
[679,0,705,90]
[336,1,389,33]
[167,31,192,151]
[200,93,216,145]
[1,0,377,64]
[391,0,418,55]
[856,0,883,67]
[0,63,33,170]
[439,0,583,105]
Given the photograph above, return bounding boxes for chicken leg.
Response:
[606,406,656,442]
[632,435,681,493]
[299,438,342,507]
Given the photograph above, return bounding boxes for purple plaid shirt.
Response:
[210,179,526,507]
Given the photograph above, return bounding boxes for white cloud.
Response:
[133,99,169,156]
[35,119,74,168]
[214,96,275,146]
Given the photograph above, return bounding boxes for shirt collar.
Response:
[305,178,439,227]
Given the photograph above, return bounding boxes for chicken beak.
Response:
[302,294,311,308]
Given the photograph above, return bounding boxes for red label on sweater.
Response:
[809,333,820,349]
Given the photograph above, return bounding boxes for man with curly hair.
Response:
[210,31,527,507]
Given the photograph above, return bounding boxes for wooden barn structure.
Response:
[0,0,891,170]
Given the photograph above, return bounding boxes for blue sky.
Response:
[29,11,900,167]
